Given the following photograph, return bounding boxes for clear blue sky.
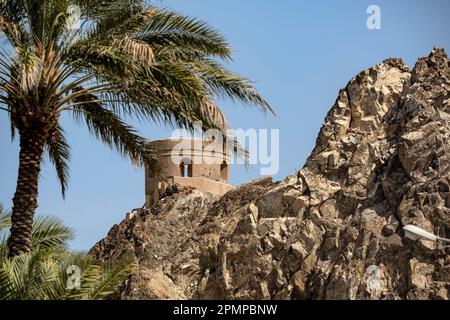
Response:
[1,0,449,250]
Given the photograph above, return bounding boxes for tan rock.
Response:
[91,48,450,301]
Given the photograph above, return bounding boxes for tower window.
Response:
[180,158,193,177]
[182,164,189,177]
[220,161,228,181]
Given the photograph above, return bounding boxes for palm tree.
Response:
[0,0,272,257]
[0,204,137,300]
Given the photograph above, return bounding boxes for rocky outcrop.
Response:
[91,48,450,300]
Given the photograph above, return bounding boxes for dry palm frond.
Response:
[113,36,154,66]
[199,97,227,130]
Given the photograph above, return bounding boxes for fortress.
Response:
[145,138,234,208]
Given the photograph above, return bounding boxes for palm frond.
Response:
[31,215,75,253]
[135,8,232,59]
[0,207,135,300]
[89,257,137,300]
[190,59,273,114]
[0,204,11,260]
[0,204,11,231]
[70,88,159,168]
[45,126,71,198]
[64,255,137,300]
[113,36,154,66]
[0,254,30,299]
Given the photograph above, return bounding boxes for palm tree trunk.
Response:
[7,131,46,258]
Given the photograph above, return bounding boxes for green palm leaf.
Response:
[0,203,135,300]
[0,204,11,231]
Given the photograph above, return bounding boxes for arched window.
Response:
[220,161,228,181]
[180,158,193,177]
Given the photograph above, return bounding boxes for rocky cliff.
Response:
[91,48,450,300]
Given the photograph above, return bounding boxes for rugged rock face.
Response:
[91,48,450,300]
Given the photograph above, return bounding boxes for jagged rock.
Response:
[91,48,450,300]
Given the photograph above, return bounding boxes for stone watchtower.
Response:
[145,138,234,208]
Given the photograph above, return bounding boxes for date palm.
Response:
[0,1,271,257]
[0,204,137,300]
